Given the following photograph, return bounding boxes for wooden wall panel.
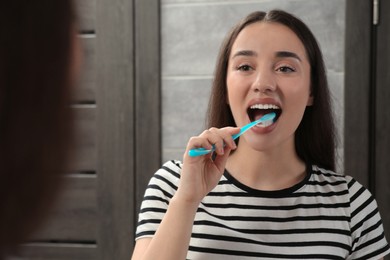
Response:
[375,0,390,244]
[96,0,135,258]
[74,0,96,103]
[68,106,96,172]
[134,0,161,219]
[76,0,96,32]
[344,0,372,187]
[73,36,96,103]
[30,175,97,241]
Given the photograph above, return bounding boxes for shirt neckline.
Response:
[223,163,312,197]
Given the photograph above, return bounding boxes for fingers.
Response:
[213,146,232,172]
[186,127,239,157]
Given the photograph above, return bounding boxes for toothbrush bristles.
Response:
[257,118,274,128]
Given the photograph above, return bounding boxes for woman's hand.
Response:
[176,126,240,204]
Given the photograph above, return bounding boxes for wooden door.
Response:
[374,0,390,251]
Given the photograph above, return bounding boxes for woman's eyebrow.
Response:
[275,51,302,61]
[232,50,257,59]
[232,50,302,61]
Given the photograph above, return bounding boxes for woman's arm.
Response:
[131,196,199,260]
[131,127,239,260]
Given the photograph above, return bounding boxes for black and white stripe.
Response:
[135,160,390,259]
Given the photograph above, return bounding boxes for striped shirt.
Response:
[135,160,390,259]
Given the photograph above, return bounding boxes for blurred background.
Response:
[7,0,389,259]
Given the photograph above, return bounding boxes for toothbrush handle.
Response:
[188,125,247,157]
[188,147,214,157]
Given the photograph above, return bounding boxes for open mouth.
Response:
[247,104,282,127]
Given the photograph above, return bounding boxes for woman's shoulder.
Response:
[152,160,183,183]
[311,165,374,201]
[143,160,183,199]
[159,160,183,174]
[310,164,350,186]
[311,165,357,184]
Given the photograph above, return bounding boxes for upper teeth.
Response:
[250,104,280,109]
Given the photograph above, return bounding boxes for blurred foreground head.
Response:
[0,0,78,256]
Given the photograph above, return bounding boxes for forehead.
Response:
[231,21,308,60]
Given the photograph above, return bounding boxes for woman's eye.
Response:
[237,65,252,71]
[277,66,295,73]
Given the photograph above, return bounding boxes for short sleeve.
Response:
[135,160,181,240]
[346,176,390,259]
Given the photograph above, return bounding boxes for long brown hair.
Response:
[0,0,75,255]
[207,10,336,171]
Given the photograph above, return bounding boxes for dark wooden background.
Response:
[5,0,390,259]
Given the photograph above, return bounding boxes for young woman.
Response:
[132,10,390,259]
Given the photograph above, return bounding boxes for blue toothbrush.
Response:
[188,112,276,157]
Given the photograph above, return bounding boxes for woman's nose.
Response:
[252,69,276,93]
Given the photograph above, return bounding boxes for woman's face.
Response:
[226,21,312,151]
